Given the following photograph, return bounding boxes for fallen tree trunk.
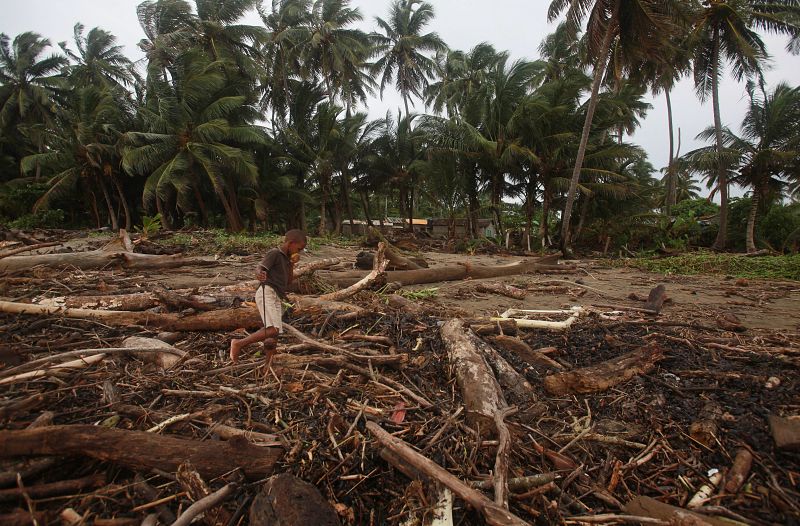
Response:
[0,425,281,479]
[0,241,60,259]
[318,255,566,288]
[0,298,365,332]
[367,421,528,526]
[0,250,217,273]
[441,319,507,432]
[543,343,665,396]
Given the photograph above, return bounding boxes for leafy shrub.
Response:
[759,203,800,253]
[7,209,65,229]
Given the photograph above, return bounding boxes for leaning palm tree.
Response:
[60,24,135,89]
[370,0,446,117]
[728,83,800,252]
[0,32,67,178]
[690,0,800,250]
[547,0,682,255]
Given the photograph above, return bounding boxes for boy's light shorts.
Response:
[255,285,283,333]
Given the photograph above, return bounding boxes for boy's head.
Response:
[283,229,307,256]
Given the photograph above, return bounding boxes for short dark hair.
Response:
[285,229,307,244]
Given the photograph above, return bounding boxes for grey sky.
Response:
[4,0,800,194]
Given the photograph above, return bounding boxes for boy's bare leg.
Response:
[230,328,268,362]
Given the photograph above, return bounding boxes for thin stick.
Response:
[170,483,236,526]
[493,406,518,509]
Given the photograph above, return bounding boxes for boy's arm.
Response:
[256,266,268,282]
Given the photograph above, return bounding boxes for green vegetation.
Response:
[620,252,800,280]
[0,1,798,257]
[396,287,439,300]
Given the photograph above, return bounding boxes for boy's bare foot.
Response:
[229,339,242,363]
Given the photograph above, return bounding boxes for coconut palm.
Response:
[728,83,800,252]
[136,0,197,85]
[547,0,682,255]
[424,43,500,118]
[372,111,427,229]
[123,52,266,231]
[60,24,135,89]
[301,0,373,108]
[690,0,800,250]
[371,0,446,117]
[258,0,312,121]
[631,30,693,214]
[0,32,67,179]
[21,86,134,229]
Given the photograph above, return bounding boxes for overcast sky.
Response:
[4,0,800,191]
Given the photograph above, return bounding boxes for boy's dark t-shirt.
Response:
[259,248,291,298]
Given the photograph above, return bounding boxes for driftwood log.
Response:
[440,319,507,432]
[543,343,665,396]
[0,295,366,332]
[318,254,565,288]
[0,425,282,479]
[0,249,216,273]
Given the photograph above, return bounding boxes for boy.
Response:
[229,229,307,364]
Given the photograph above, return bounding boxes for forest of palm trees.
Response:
[1,0,799,254]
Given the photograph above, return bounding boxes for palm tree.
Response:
[136,0,197,85]
[302,0,373,108]
[21,86,134,229]
[123,52,266,231]
[258,0,312,122]
[371,0,446,117]
[729,83,800,252]
[547,0,681,255]
[193,0,266,80]
[424,43,500,118]
[372,111,426,229]
[60,24,135,89]
[631,31,693,214]
[0,32,67,179]
[690,0,800,250]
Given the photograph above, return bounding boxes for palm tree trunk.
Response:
[155,196,173,231]
[711,27,728,251]
[574,194,591,243]
[192,185,209,226]
[113,177,132,231]
[665,89,676,213]
[360,191,372,226]
[409,179,416,233]
[319,172,332,236]
[746,189,759,254]
[540,185,551,249]
[403,93,410,119]
[560,20,616,257]
[99,178,119,231]
[89,191,101,229]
